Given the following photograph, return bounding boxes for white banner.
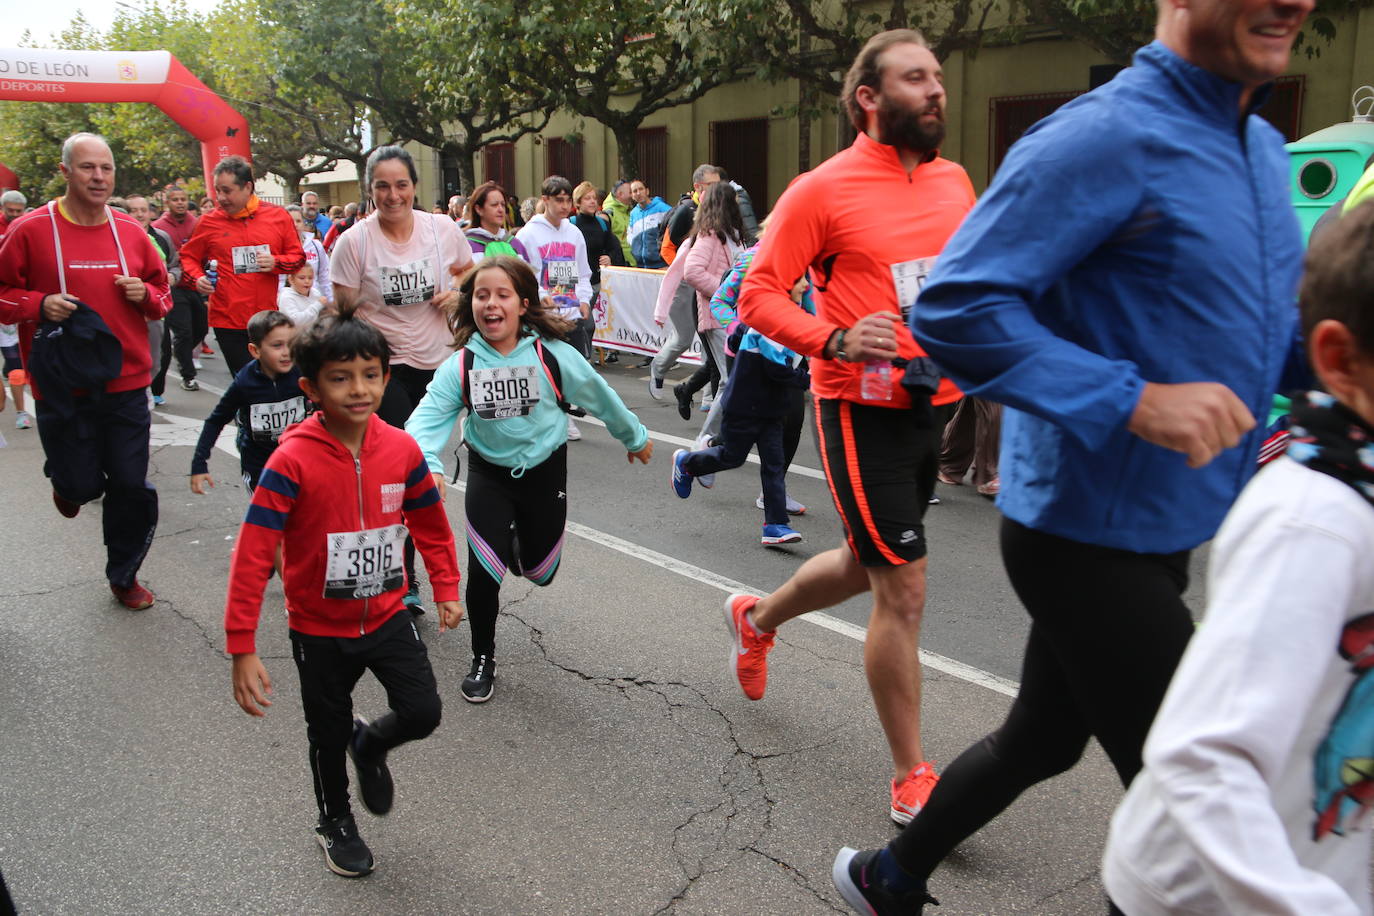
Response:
[0,48,171,85]
[594,266,703,365]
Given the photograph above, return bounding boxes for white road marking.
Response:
[172,371,1018,697]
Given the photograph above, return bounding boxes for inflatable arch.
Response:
[0,47,250,190]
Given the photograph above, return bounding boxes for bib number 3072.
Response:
[323,524,408,599]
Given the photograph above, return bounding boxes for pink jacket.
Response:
[653,236,694,326]
[682,233,742,333]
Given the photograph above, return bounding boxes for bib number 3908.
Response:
[469,365,540,420]
[324,524,408,599]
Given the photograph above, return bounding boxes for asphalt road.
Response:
[0,349,1212,914]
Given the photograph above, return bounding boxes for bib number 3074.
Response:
[323,524,408,599]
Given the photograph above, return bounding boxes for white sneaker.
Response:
[193,359,203,370]
[694,433,716,488]
[566,416,582,441]
[756,494,807,515]
[648,375,664,400]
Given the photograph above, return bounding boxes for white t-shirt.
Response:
[277,286,323,326]
[330,212,472,370]
[0,323,17,348]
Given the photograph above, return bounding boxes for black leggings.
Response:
[680,330,721,398]
[463,447,567,659]
[889,518,1195,879]
[377,363,437,593]
[213,327,252,378]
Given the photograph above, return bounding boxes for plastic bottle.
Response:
[861,361,892,401]
[205,259,219,289]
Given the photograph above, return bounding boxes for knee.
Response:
[985,721,1085,781]
[402,691,442,739]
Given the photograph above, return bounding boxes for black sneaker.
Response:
[347,716,394,816]
[461,654,495,703]
[673,383,694,421]
[315,814,375,877]
[832,847,938,916]
[180,377,199,391]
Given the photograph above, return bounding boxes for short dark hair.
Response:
[365,145,418,190]
[469,181,508,217]
[247,309,295,346]
[213,155,254,188]
[291,310,392,382]
[541,175,573,198]
[1299,199,1374,354]
[842,29,929,134]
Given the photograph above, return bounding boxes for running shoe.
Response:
[671,448,693,499]
[348,715,394,816]
[15,410,32,429]
[700,392,714,411]
[566,416,582,441]
[461,654,495,703]
[192,358,203,370]
[937,471,962,486]
[200,343,215,356]
[648,374,664,400]
[402,582,424,616]
[724,593,774,700]
[53,490,81,518]
[977,478,1001,498]
[761,524,803,546]
[605,351,619,364]
[152,395,166,407]
[673,383,693,421]
[890,761,939,826]
[110,580,155,610]
[832,846,938,916]
[181,378,200,392]
[693,433,716,488]
[315,815,374,878]
[928,494,941,506]
[756,495,806,515]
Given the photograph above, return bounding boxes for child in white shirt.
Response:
[277,263,324,325]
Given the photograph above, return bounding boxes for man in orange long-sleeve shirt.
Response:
[179,156,303,376]
[723,30,975,829]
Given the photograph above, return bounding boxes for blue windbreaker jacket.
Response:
[913,41,1306,553]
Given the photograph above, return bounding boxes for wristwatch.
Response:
[833,328,852,362]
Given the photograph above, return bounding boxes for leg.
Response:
[651,285,697,380]
[865,560,930,778]
[971,399,1003,489]
[938,397,976,482]
[463,457,519,659]
[697,329,731,441]
[190,292,210,355]
[166,288,198,380]
[97,390,158,588]
[213,327,252,377]
[291,631,368,821]
[510,447,569,586]
[150,321,172,397]
[756,420,789,527]
[781,388,804,471]
[681,412,756,478]
[357,612,442,751]
[36,397,105,504]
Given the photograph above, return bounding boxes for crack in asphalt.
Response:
[1030,868,1100,906]
[502,598,845,914]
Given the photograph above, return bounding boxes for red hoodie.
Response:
[179,197,304,331]
[224,412,460,655]
[0,202,171,397]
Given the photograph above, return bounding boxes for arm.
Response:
[515,228,549,301]
[270,213,305,275]
[312,239,332,301]
[1138,513,1366,914]
[652,243,691,325]
[683,234,724,300]
[131,225,172,320]
[0,226,49,324]
[550,339,649,452]
[404,353,466,475]
[178,220,210,289]
[399,450,462,628]
[328,228,361,312]
[190,382,246,478]
[574,232,593,313]
[709,251,752,327]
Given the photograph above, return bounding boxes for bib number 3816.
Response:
[324,524,408,599]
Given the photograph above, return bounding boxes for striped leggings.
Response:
[463,446,568,658]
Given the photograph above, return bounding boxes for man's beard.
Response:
[877,95,945,153]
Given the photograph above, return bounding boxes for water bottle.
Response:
[861,361,893,402]
[205,259,219,289]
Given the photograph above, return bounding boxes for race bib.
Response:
[545,259,577,291]
[232,244,271,274]
[890,256,938,323]
[469,365,541,420]
[378,257,436,307]
[323,524,408,599]
[248,396,307,442]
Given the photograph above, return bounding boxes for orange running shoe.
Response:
[890,761,939,826]
[724,593,774,701]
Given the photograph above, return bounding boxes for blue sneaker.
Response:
[832,847,938,916]
[152,395,166,407]
[761,524,802,546]
[671,449,693,498]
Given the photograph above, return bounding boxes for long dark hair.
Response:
[692,181,749,248]
[448,256,573,348]
[467,181,510,231]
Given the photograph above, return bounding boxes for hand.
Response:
[190,473,214,494]
[1127,381,1256,469]
[599,255,611,268]
[655,319,665,328]
[432,471,448,503]
[431,289,458,311]
[195,275,215,295]
[255,252,276,273]
[580,303,591,320]
[450,261,474,289]
[789,277,807,304]
[628,441,654,464]
[114,274,147,304]
[41,293,79,322]
[231,653,273,717]
[436,600,464,633]
[840,312,902,362]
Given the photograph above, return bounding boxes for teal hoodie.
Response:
[407,331,648,476]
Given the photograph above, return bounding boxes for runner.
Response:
[831,0,1313,910]
[729,29,974,826]
[406,256,652,703]
[465,181,529,264]
[330,144,474,615]
[179,156,304,376]
[225,304,462,879]
[153,185,209,391]
[0,132,172,609]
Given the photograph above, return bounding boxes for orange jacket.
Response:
[738,132,975,408]
[179,197,304,330]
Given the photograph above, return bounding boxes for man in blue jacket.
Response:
[626,179,670,269]
[831,0,1316,911]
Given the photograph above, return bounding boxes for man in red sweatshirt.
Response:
[179,156,303,375]
[153,185,208,390]
[0,132,172,609]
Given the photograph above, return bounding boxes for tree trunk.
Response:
[458,148,477,199]
[611,121,640,180]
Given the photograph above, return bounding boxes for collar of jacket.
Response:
[227,194,262,220]
[851,130,940,175]
[1135,40,1274,128]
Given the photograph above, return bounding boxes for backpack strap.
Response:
[535,337,585,417]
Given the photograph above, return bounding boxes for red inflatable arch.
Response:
[0,47,250,190]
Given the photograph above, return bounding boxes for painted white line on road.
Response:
[174,370,1017,698]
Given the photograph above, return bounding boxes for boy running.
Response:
[225,306,462,878]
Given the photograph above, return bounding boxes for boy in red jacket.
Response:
[225,307,462,878]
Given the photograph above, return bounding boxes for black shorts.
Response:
[814,396,939,567]
[2,343,20,377]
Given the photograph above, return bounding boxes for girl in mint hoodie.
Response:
[406,257,653,702]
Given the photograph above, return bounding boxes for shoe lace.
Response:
[470,655,489,679]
